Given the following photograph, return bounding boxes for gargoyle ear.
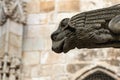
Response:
[60,18,75,31]
[60,18,70,27]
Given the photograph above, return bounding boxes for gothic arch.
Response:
[72,66,120,80]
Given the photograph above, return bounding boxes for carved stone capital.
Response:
[0,0,27,25]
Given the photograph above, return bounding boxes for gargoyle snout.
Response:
[51,31,59,41]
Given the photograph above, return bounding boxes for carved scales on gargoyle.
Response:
[0,0,27,25]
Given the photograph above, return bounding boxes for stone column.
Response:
[0,0,27,80]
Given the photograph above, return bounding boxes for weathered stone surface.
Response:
[0,0,25,80]
[24,25,34,38]
[9,32,22,48]
[9,21,23,36]
[67,63,88,73]
[40,65,53,76]
[23,78,32,80]
[0,35,5,48]
[23,51,40,65]
[23,65,32,77]
[27,0,40,14]
[32,77,51,80]
[40,50,66,64]
[31,65,41,77]
[24,25,49,38]
[107,48,120,59]
[23,38,45,51]
[23,38,34,51]
[24,24,58,50]
[0,0,26,25]
[8,44,22,57]
[54,75,70,80]
[27,14,41,25]
[53,13,77,23]
[52,64,66,75]
[7,0,120,80]
[80,0,105,12]
[57,0,80,12]
[39,13,49,24]
[0,48,4,58]
[40,0,55,12]
[104,0,120,6]
[107,59,120,66]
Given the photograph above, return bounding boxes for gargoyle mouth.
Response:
[52,38,66,53]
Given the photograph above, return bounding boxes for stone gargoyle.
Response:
[51,4,120,53]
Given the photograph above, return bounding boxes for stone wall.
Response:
[22,0,120,80]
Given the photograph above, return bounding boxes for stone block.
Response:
[107,59,120,66]
[107,48,120,59]
[23,65,32,77]
[31,65,41,77]
[57,0,80,12]
[9,20,23,36]
[52,64,66,75]
[23,51,40,65]
[65,49,84,63]
[0,48,5,58]
[80,0,105,12]
[40,0,55,12]
[23,38,34,51]
[27,14,41,25]
[40,65,53,76]
[23,38,45,51]
[53,13,77,23]
[23,24,55,50]
[27,13,52,24]
[27,0,40,14]
[8,44,22,58]
[54,74,70,80]
[67,63,88,73]
[32,38,46,50]
[1,21,8,35]
[0,35,5,48]
[23,78,32,80]
[24,25,49,38]
[39,13,49,24]
[104,0,120,6]
[9,32,22,48]
[32,77,51,80]
[40,50,66,64]
[23,24,58,50]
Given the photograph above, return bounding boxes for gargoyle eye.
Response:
[61,23,66,27]
[60,18,70,27]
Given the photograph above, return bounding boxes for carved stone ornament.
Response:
[0,0,26,25]
[0,53,22,80]
[51,4,120,53]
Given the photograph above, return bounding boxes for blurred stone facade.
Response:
[1,0,120,80]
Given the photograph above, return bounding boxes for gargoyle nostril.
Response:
[53,36,57,40]
[51,31,59,41]
[51,34,57,41]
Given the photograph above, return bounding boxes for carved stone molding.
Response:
[0,53,22,80]
[0,0,27,25]
[72,66,120,80]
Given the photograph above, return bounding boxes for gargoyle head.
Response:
[51,18,76,53]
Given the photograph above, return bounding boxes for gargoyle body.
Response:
[51,4,120,53]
